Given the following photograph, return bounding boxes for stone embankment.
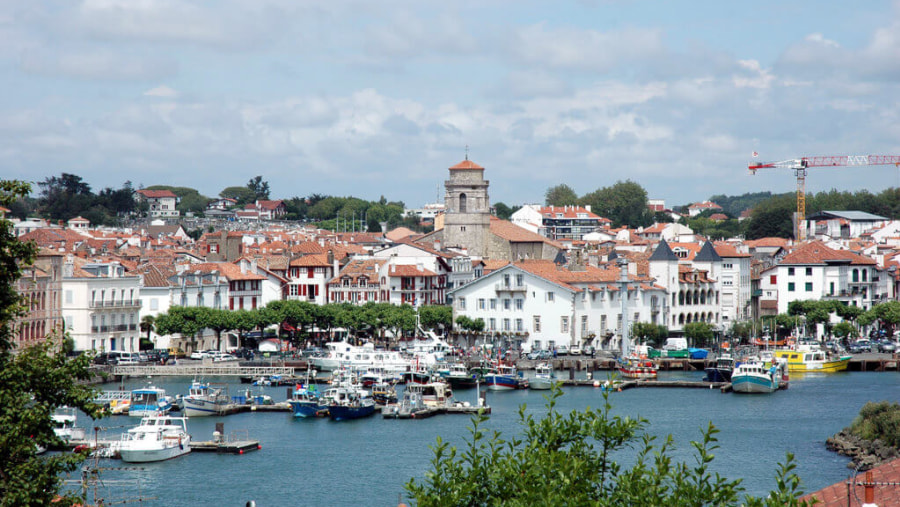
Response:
[826,429,899,470]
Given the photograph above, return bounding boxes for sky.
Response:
[4,0,900,210]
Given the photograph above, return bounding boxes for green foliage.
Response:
[579,180,652,228]
[831,322,856,339]
[36,174,140,225]
[849,401,900,448]
[632,322,668,348]
[684,321,715,347]
[1,180,103,506]
[545,184,579,206]
[405,386,813,506]
[145,185,210,216]
[247,176,270,201]
[219,186,257,206]
[707,191,782,218]
[744,194,796,239]
[492,202,519,220]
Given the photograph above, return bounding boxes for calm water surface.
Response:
[77,371,899,506]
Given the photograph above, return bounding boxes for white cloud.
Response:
[20,49,176,80]
[143,85,178,98]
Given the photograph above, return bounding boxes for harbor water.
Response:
[76,370,898,506]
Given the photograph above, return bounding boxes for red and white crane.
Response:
[748,155,900,240]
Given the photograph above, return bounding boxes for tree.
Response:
[405,386,812,506]
[0,180,103,506]
[493,202,519,220]
[545,184,579,206]
[247,176,270,201]
[37,173,95,221]
[683,321,715,347]
[745,195,795,239]
[219,186,257,207]
[579,180,652,228]
[197,308,238,351]
[632,322,667,348]
[155,306,205,352]
[418,305,452,333]
[139,315,156,350]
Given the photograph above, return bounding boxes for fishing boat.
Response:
[731,358,783,394]
[441,363,477,389]
[704,354,735,382]
[405,381,454,408]
[484,364,523,391]
[182,380,230,417]
[288,383,322,418]
[119,415,191,463]
[370,381,398,406]
[773,347,851,373]
[529,363,558,390]
[326,387,377,421]
[617,355,658,380]
[52,406,87,442]
[128,385,174,417]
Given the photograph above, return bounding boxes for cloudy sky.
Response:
[4,1,900,209]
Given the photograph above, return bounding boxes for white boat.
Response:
[119,415,191,463]
[731,358,786,394]
[529,363,558,390]
[52,406,87,442]
[310,341,412,373]
[484,365,521,391]
[182,380,230,417]
[128,385,174,417]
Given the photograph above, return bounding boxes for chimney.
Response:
[434,239,441,251]
[250,258,258,273]
[241,261,247,274]
[63,254,74,278]
[585,205,591,212]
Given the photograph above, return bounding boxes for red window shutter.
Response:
[229,298,234,310]
[252,297,257,309]
[315,285,319,296]
[308,268,314,278]
[301,285,307,296]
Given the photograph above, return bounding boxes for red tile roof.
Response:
[804,458,900,506]
[781,241,876,266]
[490,216,563,248]
[449,159,484,170]
[136,189,177,199]
[388,264,438,277]
[182,262,265,281]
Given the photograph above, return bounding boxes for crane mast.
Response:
[748,155,900,240]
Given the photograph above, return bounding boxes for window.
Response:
[723,263,733,269]
[806,267,813,276]
[829,282,835,295]
[560,316,569,333]
[515,299,523,310]
[788,282,795,292]
[477,298,485,310]
[515,318,523,331]
[547,292,555,302]
[581,315,588,332]
[490,299,497,310]
[533,316,541,332]
[458,298,466,310]
[515,274,524,286]
[805,282,813,291]
[600,315,607,333]
[788,267,795,276]
[489,318,496,331]
[503,318,510,331]
[503,299,511,310]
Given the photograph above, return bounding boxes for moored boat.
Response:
[119,415,191,463]
[731,358,783,394]
[617,355,658,380]
[773,347,851,373]
[52,406,87,442]
[529,363,558,390]
[182,380,230,417]
[326,387,377,421]
[288,384,322,418]
[128,385,174,417]
[704,354,735,382]
[484,364,523,391]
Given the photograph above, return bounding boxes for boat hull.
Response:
[731,375,776,394]
[120,437,191,463]
[484,374,518,391]
[328,404,376,421]
[774,351,851,373]
[182,398,227,417]
[704,367,732,383]
[528,378,556,390]
[288,401,320,418]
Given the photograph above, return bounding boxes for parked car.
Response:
[557,345,569,355]
[584,345,596,356]
[849,340,872,354]
[569,345,582,355]
[878,340,898,353]
[189,351,206,360]
[526,350,543,360]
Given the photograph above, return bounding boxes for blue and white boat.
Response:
[182,380,229,417]
[529,363,558,390]
[704,354,735,383]
[325,387,376,421]
[731,358,785,394]
[129,385,174,417]
[484,365,521,391]
[288,384,322,418]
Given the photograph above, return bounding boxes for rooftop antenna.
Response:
[465,144,469,161]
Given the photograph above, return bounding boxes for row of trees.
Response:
[725,300,900,342]
[153,301,453,350]
[545,180,666,228]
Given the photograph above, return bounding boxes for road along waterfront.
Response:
[71,370,898,506]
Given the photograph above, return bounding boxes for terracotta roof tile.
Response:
[781,240,876,266]
[804,457,900,506]
[449,159,484,170]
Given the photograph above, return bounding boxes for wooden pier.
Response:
[383,404,490,419]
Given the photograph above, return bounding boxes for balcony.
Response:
[228,290,261,298]
[495,283,527,293]
[89,299,142,309]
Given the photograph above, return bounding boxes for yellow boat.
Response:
[773,348,851,373]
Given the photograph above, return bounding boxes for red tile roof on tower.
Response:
[449,159,484,170]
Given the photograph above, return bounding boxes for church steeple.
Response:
[443,159,490,258]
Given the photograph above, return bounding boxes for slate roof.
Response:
[648,239,679,261]
[694,241,723,262]
[806,210,888,221]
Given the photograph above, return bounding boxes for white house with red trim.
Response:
[135,189,180,218]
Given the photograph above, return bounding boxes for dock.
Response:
[383,404,490,419]
[192,440,260,454]
[110,365,295,377]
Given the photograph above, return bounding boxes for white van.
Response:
[107,351,140,365]
[664,338,688,351]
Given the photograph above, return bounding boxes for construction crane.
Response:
[748,155,900,240]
